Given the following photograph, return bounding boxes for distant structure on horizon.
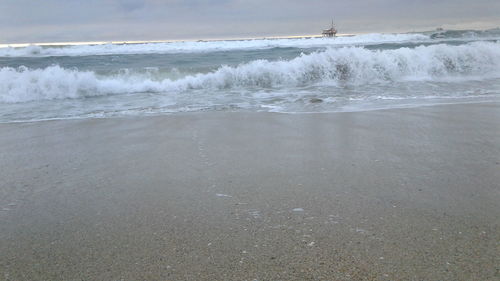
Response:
[322,20,338,37]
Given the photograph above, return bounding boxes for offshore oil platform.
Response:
[322,20,338,37]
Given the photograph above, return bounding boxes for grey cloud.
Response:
[118,0,146,12]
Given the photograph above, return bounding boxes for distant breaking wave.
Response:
[0,33,430,57]
[1,41,499,103]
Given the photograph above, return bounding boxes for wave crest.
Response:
[1,41,499,103]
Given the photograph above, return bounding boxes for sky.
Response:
[1,0,500,43]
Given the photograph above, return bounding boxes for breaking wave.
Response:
[429,28,500,40]
[0,33,429,57]
[1,41,499,103]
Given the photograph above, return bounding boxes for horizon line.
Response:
[1,26,498,48]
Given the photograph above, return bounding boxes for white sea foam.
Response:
[1,41,499,103]
[0,33,430,57]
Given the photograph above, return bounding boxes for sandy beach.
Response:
[0,103,499,280]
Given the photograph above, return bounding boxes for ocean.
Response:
[1,29,500,123]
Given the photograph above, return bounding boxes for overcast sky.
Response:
[1,0,500,43]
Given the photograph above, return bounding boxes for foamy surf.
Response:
[1,41,499,103]
[1,31,500,122]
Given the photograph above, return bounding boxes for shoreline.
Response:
[1,102,499,280]
[2,98,499,125]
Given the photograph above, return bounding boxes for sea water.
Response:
[1,29,500,122]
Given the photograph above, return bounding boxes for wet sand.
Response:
[0,103,499,280]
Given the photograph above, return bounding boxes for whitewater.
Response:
[1,29,500,122]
